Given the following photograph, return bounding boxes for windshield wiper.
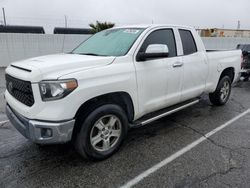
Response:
[79,53,104,56]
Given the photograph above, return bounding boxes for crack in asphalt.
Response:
[237,146,250,151]
[231,98,247,112]
[169,119,246,153]
[0,121,9,127]
[195,166,242,186]
[174,151,243,188]
[171,119,227,149]
[169,119,246,186]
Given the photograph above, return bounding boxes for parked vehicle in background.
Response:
[237,44,250,81]
[5,25,241,160]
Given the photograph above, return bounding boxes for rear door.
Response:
[178,29,208,101]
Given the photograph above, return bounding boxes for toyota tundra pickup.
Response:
[5,25,241,160]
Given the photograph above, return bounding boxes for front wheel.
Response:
[74,104,128,161]
[209,76,232,106]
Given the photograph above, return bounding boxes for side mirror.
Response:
[137,44,169,61]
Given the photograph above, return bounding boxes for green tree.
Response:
[89,21,115,33]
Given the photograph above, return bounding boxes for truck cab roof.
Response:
[113,24,195,30]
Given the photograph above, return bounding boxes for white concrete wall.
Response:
[202,37,250,50]
[0,33,250,67]
[0,33,91,67]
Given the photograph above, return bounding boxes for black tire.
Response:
[209,76,232,106]
[74,104,128,161]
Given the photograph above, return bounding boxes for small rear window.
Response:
[179,29,197,55]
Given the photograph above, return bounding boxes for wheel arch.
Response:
[72,92,134,139]
[219,67,235,83]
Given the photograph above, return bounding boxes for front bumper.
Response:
[6,104,75,144]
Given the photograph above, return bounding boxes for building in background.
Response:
[198,28,250,38]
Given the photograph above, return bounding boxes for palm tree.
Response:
[89,21,115,33]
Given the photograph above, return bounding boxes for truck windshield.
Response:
[72,28,144,57]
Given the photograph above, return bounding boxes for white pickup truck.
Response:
[5,25,241,160]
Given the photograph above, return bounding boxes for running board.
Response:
[132,98,200,127]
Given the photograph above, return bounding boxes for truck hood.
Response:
[8,53,115,82]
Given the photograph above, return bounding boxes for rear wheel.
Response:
[74,104,128,160]
[209,76,232,106]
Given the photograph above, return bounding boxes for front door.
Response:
[134,28,183,116]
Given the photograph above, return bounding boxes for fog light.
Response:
[41,128,53,138]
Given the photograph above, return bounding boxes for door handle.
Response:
[172,62,183,68]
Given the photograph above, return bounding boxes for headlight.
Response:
[39,79,78,101]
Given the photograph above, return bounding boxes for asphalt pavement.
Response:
[0,67,250,188]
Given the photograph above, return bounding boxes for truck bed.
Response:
[204,49,242,91]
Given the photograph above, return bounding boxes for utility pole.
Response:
[237,20,240,30]
[2,8,6,26]
[64,15,68,28]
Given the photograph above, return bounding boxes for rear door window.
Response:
[179,29,197,55]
